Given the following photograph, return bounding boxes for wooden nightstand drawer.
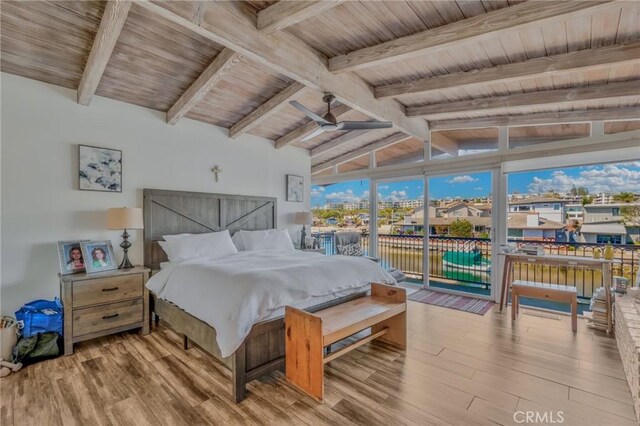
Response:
[60,266,150,355]
[73,298,143,337]
[73,274,143,308]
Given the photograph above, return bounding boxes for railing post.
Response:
[423,174,429,286]
[369,179,378,259]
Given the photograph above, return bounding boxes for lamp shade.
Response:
[294,211,313,225]
[107,207,144,230]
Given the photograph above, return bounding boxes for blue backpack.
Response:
[15,298,64,338]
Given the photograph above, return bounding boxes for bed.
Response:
[143,189,393,402]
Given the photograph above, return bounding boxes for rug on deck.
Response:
[408,289,494,315]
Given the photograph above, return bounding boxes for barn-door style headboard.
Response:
[143,189,277,270]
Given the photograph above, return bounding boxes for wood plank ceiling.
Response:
[1,1,639,176]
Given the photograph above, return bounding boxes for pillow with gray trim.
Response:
[337,243,363,257]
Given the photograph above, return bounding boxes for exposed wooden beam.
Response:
[275,104,350,149]
[407,81,640,118]
[229,82,306,139]
[166,48,241,125]
[328,1,615,73]
[137,1,429,140]
[311,133,411,174]
[430,132,459,157]
[257,1,345,34]
[310,130,371,158]
[77,0,131,105]
[429,107,640,130]
[375,42,640,99]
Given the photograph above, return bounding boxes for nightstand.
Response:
[59,266,150,355]
[298,247,326,254]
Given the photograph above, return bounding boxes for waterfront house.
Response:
[506,213,566,240]
[508,197,568,223]
[580,203,640,244]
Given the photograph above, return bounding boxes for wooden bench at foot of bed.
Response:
[285,283,407,402]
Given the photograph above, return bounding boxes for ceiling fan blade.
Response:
[337,121,393,131]
[289,101,330,125]
[300,126,326,142]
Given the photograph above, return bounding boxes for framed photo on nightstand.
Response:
[80,241,117,273]
[57,240,90,274]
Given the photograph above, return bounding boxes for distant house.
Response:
[506,213,565,240]
[473,203,492,217]
[583,203,631,223]
[508,197,567,223]
[394,212,565,240]
[565,203,584,222]
[442,201,471,218]
[580,203,640,244]
[427,216,491,235]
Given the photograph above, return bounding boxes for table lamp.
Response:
[107,207,144,269]
[294,211,313,249]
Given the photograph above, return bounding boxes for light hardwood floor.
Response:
[1,301,636,426]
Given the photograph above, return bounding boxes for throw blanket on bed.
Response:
[146,250,396,357]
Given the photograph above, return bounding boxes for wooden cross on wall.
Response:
[211,165,222,182]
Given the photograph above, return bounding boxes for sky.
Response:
[311,161,640,207]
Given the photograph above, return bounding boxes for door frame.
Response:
[423,167,501,301]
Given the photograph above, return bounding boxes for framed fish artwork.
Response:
[287,174,303,202]
[78,144,122,192]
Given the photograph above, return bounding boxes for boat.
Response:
[442,250,492,272]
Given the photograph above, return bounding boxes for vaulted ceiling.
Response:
[2,1,639,176]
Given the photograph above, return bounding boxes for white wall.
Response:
[0,73,311,315]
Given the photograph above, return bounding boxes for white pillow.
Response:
[235,229,295,251]
[231,231,245,251]
[162,231,237,261]
[158,241,172,259]
[158,234,194,260]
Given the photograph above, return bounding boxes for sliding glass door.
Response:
[374,177,425,285]
[425,170,496,298]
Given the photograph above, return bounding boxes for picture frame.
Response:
[286,174,303,202]
[80,241,118,273]
[78,144,122,192]
[57,240,90,275]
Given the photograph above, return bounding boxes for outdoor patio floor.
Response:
[408,279,590,315]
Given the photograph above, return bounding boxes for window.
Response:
[597,235,623,244]
[509,123,590,148]
[553,204,560,210]
[508,229,523,238]
[431,128,498,159]
[311,179,370,252]
[612,208,620,216]
[375,137,424,166]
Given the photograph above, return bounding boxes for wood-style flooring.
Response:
[1,301,636,425]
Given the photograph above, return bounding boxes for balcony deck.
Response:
[3,298,634,425]
[315,232,638,316]
[420,279,591,315]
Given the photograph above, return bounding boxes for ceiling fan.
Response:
[290,93,392,142]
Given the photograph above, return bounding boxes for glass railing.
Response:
[312,231,640,299]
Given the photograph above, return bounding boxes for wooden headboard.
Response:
[143,188,277,270]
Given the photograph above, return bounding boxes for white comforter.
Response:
[146,250,395,357]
